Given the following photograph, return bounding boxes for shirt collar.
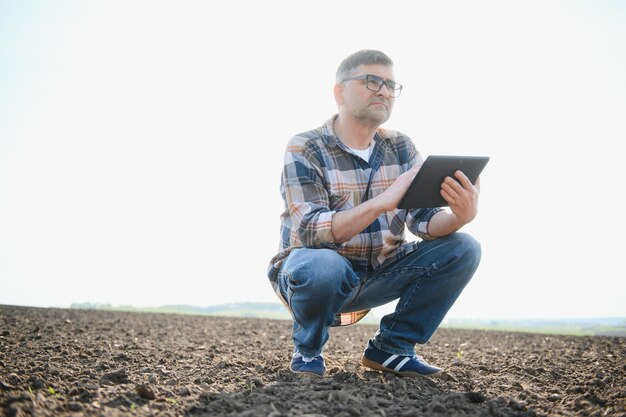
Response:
[321,115,342,147]
[322,114,385,150]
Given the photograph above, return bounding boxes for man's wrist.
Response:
[429,210,465,238]
[368,194,391,217]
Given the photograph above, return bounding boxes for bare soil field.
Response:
[1,305,624,416]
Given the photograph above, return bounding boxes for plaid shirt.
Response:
[268,115,441,326]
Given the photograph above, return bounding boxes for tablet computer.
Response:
[398,155,489,209]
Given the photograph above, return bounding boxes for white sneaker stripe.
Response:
[394,357,410,371]
[382,354,398,368]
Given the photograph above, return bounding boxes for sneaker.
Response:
[290,349,325,377]
[361,340,444,378]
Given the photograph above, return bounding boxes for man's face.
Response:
[337,64,396,126]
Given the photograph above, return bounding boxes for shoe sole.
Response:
[290,369,324,378]
[361,356,444,378]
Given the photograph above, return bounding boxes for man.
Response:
[267,49,482,378]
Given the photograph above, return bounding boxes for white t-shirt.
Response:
[348,143,373,162]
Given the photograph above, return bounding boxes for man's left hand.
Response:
[440,170,480,226]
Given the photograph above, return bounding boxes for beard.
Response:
[352,101,391,126]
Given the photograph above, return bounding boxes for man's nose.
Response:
[377,83,392,97]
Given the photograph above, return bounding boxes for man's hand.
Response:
[376,162,422,212]
[440,170,480,225]
[427,171,480,238]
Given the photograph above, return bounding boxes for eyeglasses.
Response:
[341,74,403,98]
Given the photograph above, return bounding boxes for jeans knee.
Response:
[452,232,482,272]
[457,231,480,255]
[283,248,358,296]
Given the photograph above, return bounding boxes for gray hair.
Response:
[335,49,394,82]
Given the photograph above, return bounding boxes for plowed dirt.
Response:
[1,305,624,416]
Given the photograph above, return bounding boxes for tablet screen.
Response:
[398,155,489,209]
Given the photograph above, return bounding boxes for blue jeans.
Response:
[277,233,481,357]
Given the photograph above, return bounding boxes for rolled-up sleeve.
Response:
[281,142,340,249]
[406,207,442,241]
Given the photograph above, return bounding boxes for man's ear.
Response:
[333,83,344,105]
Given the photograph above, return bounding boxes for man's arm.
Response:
[335,167,481,244]
[331,163,421,244]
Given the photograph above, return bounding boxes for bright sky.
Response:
[1,1,625,320]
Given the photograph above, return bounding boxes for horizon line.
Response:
[1,302,625,322]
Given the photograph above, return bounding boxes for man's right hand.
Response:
[375,162,422,212]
